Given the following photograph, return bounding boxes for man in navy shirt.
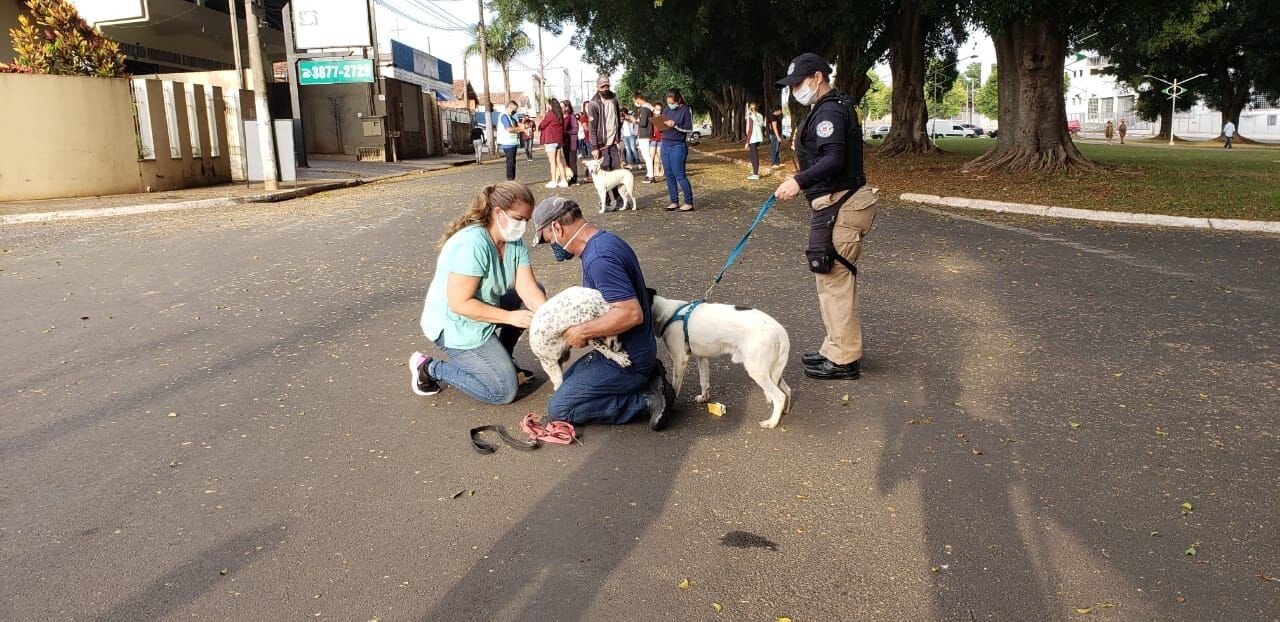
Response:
[531,196,675,429]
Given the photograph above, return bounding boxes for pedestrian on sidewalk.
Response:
[471,124,486,164]
[562,100,580,185]
[497,101,523,181]
[746,102,765,180]
[529,196,675,429]
[632,93,656,183]
[773,53,876,381]
[411,181,547,404]
[1117,119,1127,144]
[522,115,536,161]
[588,75,626,209]
[539,98,569,188]
[660,89,694,211]
[1105,119,1114,144]
[769,105,784,167]
[1223,120,1235,149]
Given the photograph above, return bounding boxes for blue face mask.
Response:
[549,222,585,262]
[667,103,678,110]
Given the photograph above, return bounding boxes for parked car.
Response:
[927,119,976,138]
[867,124,891,139]
[688,122,712,144]
[961,123,985,137]
[1067,119,1081,135]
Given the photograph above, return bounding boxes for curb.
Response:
[899,193,1280,235]
[0,164,453,226]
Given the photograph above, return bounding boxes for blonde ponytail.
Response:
[439,181,535,247]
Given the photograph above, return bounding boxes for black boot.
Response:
[801,352,825,366]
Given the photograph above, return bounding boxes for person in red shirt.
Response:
[537,98,568,188]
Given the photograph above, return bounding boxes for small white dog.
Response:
[530,286,631,389]
[650,293,792,429]
[584,159,637,212]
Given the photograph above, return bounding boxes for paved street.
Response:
[2,154,1277,621]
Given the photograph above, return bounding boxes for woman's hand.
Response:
[506,309,534,329]
[774,177,802,201]
[664,119,675,128]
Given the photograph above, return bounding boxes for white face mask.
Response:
[792,77,818,106]
[496,208,527,242]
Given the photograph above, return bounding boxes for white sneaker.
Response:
[557,180,569,188]
[545,181,557,189]
[747,174,760,180]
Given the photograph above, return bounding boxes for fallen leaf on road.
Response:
[1155,429,1169,436]
[972,448,983,456]
[167,412,178,417]
[712,602,723,612]
[1185,545,1197,556]
[1258,573,1278,582]
[678,578,690,590]
[219,568,228,575]
[778,618,792,622]
[1069,422,1081,429]
[1112,372,1123,377]
[1075,607,1093,614]
[841,394,849,406]
[1181,502,1193,513]
[450,490,465,499]
[1175,594,1186,603]
[1150,531,1161,537]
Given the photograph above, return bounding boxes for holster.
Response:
[806,190,858,275]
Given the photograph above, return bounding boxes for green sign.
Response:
[1161,85,1187,96]
[298,59,375,85]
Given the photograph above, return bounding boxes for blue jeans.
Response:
[769,133,781,165]
[622,135,640,164]
[547,352,650,425]
[428,289,527,405]
[502,145,518,181]
[661,141,692,205]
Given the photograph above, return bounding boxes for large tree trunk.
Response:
[965,15,1092,173]
[880,0,936,155]
[1214,55,1252,140]
[1155,98,1173,141]
[831,42,873,106]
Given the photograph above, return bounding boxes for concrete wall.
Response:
[0,74,143,201]
[134,79,232,191]
[146,70,254,181]
[301,83,383,158]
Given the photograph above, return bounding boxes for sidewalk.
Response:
[1,154,474,225]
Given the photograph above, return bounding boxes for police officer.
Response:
[774,53,878,380]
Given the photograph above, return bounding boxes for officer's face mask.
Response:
[792,75,819,106]
[550,222,585,261]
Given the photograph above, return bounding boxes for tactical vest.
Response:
[796,90,865,201]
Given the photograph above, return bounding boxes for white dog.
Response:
[650,293,792,429]
[584,159,637,212]
[530,286,631,389]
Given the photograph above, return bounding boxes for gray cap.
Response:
[596,74,610,87]
[531,196,578,245]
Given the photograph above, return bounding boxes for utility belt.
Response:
[805,180,865,275]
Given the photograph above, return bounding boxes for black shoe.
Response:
[515,366,535,386]
[801,352,825,366]
[409,352,443,396]
[643,177,654,184]
[647,363,676,431]
[803,357,861,380]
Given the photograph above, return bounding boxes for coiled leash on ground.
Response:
[469,425,540,454]
[660,195,777,351]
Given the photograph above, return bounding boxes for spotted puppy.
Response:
[530,286,631,389]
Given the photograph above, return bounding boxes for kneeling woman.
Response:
[411,181,547,404]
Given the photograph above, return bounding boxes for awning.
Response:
[433,88,454,101]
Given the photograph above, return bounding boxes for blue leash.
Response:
[660,195,777,352]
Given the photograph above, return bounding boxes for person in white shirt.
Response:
[745,102,765,180]
[1222,120,1236,149]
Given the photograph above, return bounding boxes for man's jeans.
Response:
[769,133,781,165]
[428,289,527,405]
[622,135,640,165]
[547,352,650,425]
[502,145,518,180]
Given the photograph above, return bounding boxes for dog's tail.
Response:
[772,326,790,383]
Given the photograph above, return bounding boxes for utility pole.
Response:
[537,26,547,114]
[227,0,243,90]
[477,0,495,155]
[244,0,278,190]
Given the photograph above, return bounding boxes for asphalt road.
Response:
[2,154,1277,621]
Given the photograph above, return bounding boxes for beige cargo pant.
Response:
[811,186,878,365]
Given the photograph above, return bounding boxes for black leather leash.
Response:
[469,425,540,454]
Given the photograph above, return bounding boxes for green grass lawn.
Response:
[861,137,1280,220]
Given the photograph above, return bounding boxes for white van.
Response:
[927,119,976,138]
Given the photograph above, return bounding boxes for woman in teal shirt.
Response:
[411,181,547,404]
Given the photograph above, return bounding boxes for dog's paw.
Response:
[759,418,780,429]
[694,393,710,404]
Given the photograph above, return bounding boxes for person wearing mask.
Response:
[632,93,656,183]
[529,196,675,429]
[587,75,626,209]
[578,102,593,161]
[621,110,641,169]
[773,53,877,381]
[522,115,536,161]
[410,182,546,404]
[497,101,523,181]
[745,102,765,180]
[562,100,580,185]
[470,124,486,164]
[650,104,664,179]
[659,89,694,212]
[538,98,568,188]
[769,105,785,168]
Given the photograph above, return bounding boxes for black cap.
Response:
[776,53,832,88]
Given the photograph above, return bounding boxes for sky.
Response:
[373,0,615,105]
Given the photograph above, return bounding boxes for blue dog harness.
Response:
[659,299,704,352]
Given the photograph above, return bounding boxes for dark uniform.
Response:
[778,53,878,379]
